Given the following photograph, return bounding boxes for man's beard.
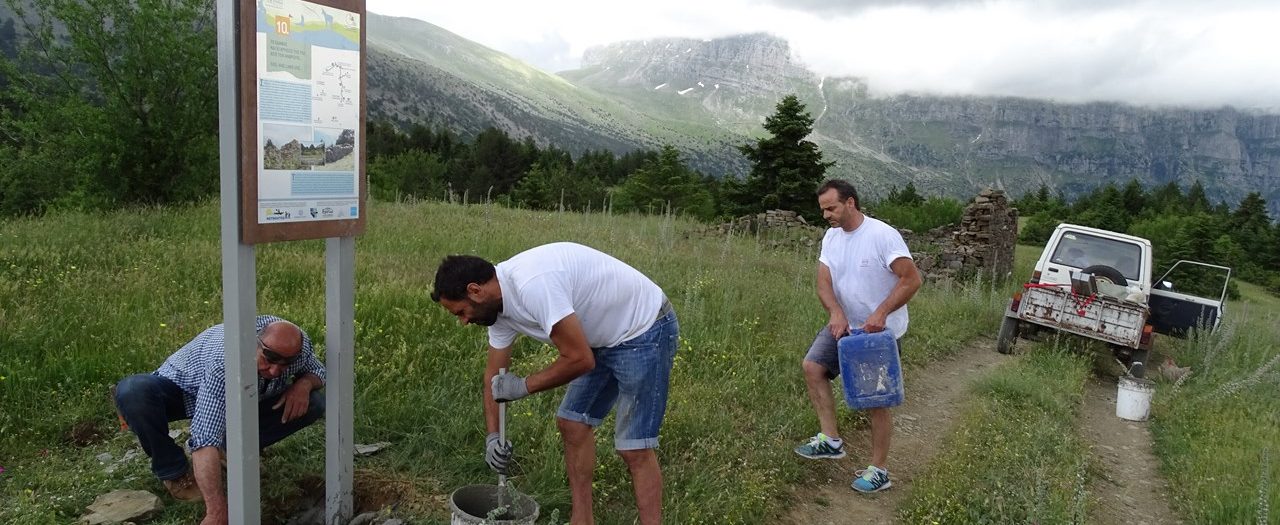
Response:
[470,299,502,326]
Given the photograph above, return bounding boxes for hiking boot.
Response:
[163,470,203,502]
[852,465,892,493]
[793,433,846,459]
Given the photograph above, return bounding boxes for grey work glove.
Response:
[491,372,529,403]
[485,432,513,475]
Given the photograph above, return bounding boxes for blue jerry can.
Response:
[838,329,904,409]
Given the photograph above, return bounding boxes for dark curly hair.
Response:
[431,255,496,302]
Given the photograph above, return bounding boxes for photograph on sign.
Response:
[255,0,361,224]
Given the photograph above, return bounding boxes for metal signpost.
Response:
[217,0,365,522]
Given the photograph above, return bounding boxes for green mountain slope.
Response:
[363,14,1280,213]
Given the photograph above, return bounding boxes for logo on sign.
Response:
[274,16,290,35]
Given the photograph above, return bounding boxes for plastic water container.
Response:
[838,329,904,409]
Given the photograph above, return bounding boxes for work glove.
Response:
[485,432,513,475]
[491,372,529,403]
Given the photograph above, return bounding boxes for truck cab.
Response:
[1033,224,1152,295]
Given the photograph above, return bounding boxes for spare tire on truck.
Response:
[1081,265,1127,287]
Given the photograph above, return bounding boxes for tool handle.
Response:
[498,367,507,487]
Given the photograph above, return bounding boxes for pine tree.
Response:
[613,145,714,219]
[1120,179,1147,218]
[724,95,834,221]
[1185,180,1211,213]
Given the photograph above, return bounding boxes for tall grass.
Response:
[899,347,1093,524]
[1,200,1001,524]
[1151,280,1280,524]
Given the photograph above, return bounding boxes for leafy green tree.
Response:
[1070,183,1130,232]
[511,162,605,212]
[463,127,530,196]
[885,182,925,206]
[1019,210,1060,244]
[572,150,619,185]
[724,94,834,221]
[869,196,964,233]
[612,145,715,220]
[0,0,218,214]
[368,150,447,202]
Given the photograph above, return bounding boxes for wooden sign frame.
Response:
[239,0,366,244]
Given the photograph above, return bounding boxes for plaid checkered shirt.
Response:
[155,314,326,451]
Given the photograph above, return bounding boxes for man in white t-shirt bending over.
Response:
[793,179,922,494]
[432,242,678,525]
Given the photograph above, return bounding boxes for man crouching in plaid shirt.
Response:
[113,315,325,523]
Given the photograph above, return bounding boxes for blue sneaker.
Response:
[852,465,892,493]
[794,433,846,459]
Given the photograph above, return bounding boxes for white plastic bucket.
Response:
[1116,376,1155,421]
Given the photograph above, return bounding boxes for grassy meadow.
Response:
[2,202,1275,523]
[1151,279,1280,523]
[900,349,1093,524]
[1,200,1003,524]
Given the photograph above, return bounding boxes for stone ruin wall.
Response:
[709,190,1018,281]
[910,188,1018,281]
[714,209,814,234]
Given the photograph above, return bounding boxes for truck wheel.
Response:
[1081,265,1127,287]
[997,316,1019,354]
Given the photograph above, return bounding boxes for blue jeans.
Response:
[114,373,324,480]
[556,311,679,450]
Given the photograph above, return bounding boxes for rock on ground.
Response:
[80,489,163,525]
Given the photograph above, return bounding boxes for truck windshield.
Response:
[1051,231,1143,281]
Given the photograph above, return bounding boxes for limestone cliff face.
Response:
[569,33,1280,212]
[818,89,1280,209]
[579,33,815,94]
[575,34,823,131]
[363,14,1280,215]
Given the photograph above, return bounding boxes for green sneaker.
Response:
[852,465,892,493]
[794,433,846,459]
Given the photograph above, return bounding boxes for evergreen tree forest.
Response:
[1016,180,1280,295]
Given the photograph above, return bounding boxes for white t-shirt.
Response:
[818,216,914,339]
[487,242,667,349]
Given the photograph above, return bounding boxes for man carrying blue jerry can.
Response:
[794,179,922,493]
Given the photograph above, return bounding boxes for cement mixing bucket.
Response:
[1116,376,1155,421]
[449,484,539,525]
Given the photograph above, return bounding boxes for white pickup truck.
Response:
[997,223,1231,378]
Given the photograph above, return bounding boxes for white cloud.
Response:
[366,0,1280,109]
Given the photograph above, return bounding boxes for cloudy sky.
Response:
[366,0,1279,110]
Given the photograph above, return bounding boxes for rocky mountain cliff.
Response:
[559,32,1280,213]
[818,89,1280,208]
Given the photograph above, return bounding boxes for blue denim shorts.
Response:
[556,310,679,450]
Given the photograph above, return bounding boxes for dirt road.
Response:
[1080,376,1182,525]
[784,340,1009,524]
[783,339,1183,525]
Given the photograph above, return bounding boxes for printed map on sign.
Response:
[255,0,360,224]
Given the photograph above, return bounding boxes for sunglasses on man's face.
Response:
[258,337,299,365]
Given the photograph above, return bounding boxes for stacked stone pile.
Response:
[909,188,1018,281]
[714,209,815,234]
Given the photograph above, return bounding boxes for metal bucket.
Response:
[449,484,539,525]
